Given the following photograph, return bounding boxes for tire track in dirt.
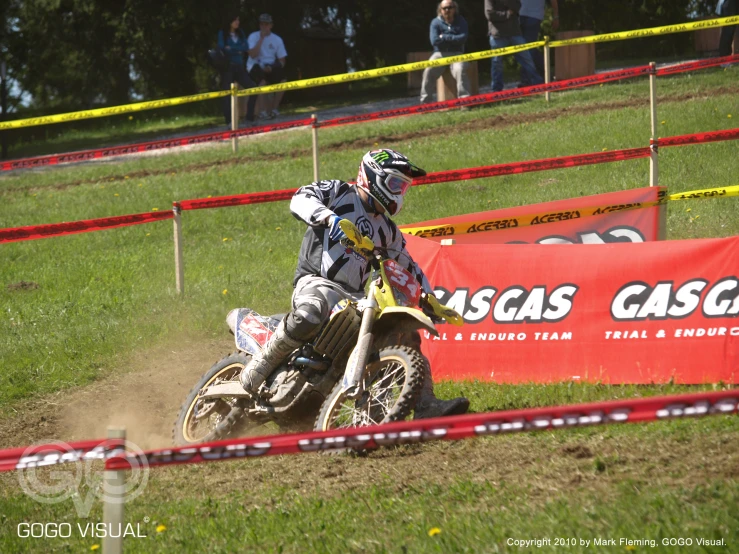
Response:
[0,338,233,451]
[5,87,737,195]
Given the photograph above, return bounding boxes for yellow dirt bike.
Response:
[173,220,462,445]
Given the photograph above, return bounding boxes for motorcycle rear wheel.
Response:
[172,352,253,446]
[314,346,424,432]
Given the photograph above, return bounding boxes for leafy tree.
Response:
[2,0,720,113]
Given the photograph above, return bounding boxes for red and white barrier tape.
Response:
[658,127,739,148]
[317,65,653,129]
[0,118,313,172]
[176,189,297,211]
[655,54,739,76]
[2,55,736,173]
[174,147,652,213]
[0,210,173,244]
[0,439,126,473]
[2,126,737,244]
[0,391,735,473]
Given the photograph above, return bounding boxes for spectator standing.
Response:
[519,0,559,84]
[217,14,256,125]
[484,0,543,91]
[419,1,471,104]
[247,14,288,119]
[716,0,737,58]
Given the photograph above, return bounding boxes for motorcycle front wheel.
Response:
[314,346,424,432]
[172,352,253,446]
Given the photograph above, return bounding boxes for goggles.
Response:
[385,174,412,195]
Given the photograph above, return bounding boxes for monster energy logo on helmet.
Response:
[372,151,391,163]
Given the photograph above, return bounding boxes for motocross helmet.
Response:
[356,149,426,216]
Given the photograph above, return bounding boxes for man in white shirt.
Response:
[246,14,288,119]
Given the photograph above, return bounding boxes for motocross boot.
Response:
[413,359,470,420]
[239,321,303,396]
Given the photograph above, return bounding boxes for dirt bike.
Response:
[173,220,463,446]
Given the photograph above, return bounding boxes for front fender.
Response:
[377,307,439,337]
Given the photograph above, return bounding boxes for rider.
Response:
[239,148,470,419]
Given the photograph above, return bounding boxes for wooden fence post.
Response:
[544,36,551,103]
[311,114,320,182]
[173,202,184,296]
[102,427,126,554]
[231,82,239,153]
[649,62,658,188]
[648,62,667,239]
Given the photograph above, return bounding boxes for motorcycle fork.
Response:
[342,287,379,400]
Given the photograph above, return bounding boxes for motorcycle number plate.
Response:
[383,259,421,306]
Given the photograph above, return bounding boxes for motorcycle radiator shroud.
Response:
[227,301,361,362]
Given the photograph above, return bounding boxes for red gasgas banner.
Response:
[401,186,666,244]
[404,234,739,384]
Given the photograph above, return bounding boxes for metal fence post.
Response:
[649,62,658,188]
[173,202,184,296]
[231,82,239,153]
[544,36,551,103]
[102,427,126,554]
[311,114,320,182]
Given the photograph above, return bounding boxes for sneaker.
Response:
[258,110,269,120]
[270,109,279,119]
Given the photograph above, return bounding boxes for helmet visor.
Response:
[385,174,412,195]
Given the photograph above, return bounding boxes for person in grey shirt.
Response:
[420,0,471,103]
[519,0,559,84]
[485,0,543,91]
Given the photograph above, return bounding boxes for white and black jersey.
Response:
[290,180,433,294]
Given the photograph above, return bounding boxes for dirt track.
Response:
[0,337,737,505]
[0,338,232,451]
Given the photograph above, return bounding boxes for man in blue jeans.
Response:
[519,0,559,84]
[716,0,737,58]
[484,0,543,91]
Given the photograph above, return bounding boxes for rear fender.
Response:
[376,307,438,337]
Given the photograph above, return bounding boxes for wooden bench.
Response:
[407,52,480,101]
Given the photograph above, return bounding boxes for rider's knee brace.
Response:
[285,298,327,341]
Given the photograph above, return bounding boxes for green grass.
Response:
[0,412,736,552]
[0,66,737,405]
[0,65,737,553]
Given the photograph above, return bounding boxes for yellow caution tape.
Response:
[400,185,739,238]
[668,184,739,200]
[0,42,541,131]
[1,16,736,131]
[550,16,739,48]
[233,41,543,98]
[0,91,230,131]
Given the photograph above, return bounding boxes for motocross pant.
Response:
[286,275,363,342]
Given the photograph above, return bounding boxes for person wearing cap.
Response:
[246,14,288,119]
